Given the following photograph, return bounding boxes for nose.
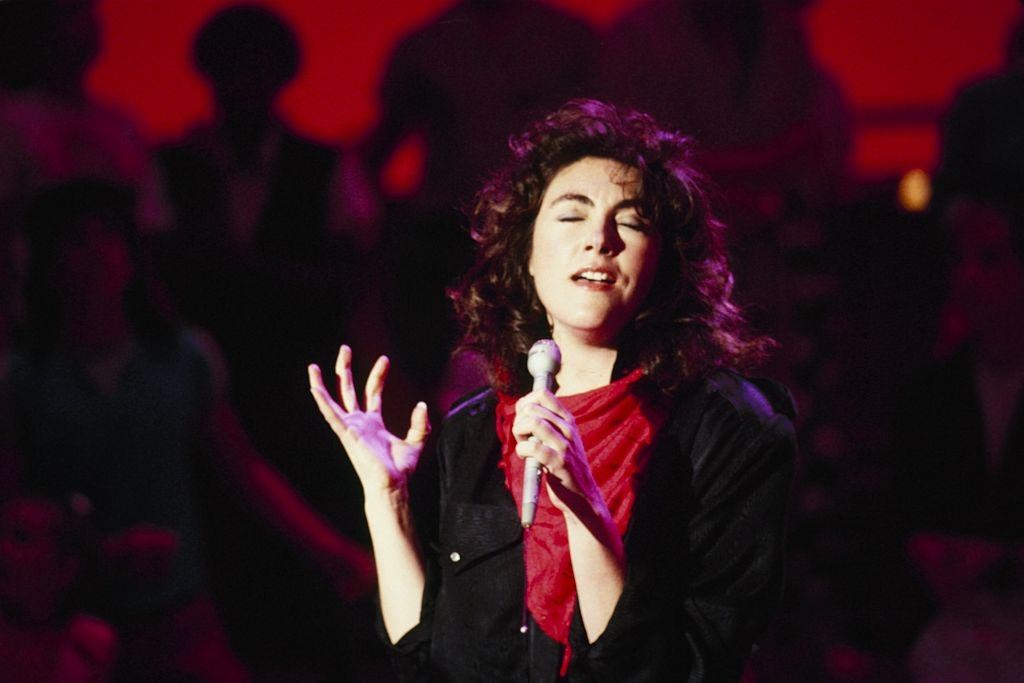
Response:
[583,216,624,255]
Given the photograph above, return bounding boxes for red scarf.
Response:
[496,369,668,661]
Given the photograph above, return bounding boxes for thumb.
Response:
[404,401,431,445]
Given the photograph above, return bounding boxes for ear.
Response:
[527,221,537,277]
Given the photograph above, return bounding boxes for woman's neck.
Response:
[551,334,618,396]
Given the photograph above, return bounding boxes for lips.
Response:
[571,268,617,284]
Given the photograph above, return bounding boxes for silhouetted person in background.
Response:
[890,195,1024,564]
[158,4,374,285]
[603,0,848,221]
[0,0,169,234]
[886,20,1024,680]
[157,4,374,436]
[894,13,1024,544]
[0,0,171,336]
[932,16,1024,226]
[156,14,386,671]
[890,197,1024,683]
[362,0,600,406]
[8,180,373,681]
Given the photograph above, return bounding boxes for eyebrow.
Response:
[549,193,642,211]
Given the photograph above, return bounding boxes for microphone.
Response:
[522,339,561,528]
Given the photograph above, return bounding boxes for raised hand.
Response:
[309,344,430,496]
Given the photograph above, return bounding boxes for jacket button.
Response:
[449,551,461,563]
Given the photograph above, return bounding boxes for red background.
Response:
[85,0,1022,179]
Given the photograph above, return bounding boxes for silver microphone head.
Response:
[527,339,561,387]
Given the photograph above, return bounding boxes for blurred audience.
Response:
[155,12,387,672]
[888,198,1024,680]
[7,180,373,681]
[0,4,174,530]
[884,16,1024,682]
[893,198,1024,542]
[156,4,376,451]
[0,0,171,307]
[603,0,850,225]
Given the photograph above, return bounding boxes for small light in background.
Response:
[897,168,932,212]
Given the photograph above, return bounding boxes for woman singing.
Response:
[309,99,795,681]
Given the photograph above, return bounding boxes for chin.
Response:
[556,322,625,346]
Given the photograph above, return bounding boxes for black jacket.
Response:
[388,370,796,681]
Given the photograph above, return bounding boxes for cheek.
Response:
[528,239,561,289]
[527,226,544,278]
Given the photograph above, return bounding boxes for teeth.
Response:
[577,270,612,282]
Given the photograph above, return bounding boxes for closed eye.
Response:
[558,216,585,222]
[617,219,649,232]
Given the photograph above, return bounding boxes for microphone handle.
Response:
[522,458,541,528]
[522,373,550,528]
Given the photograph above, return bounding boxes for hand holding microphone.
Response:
[522,339,561,528]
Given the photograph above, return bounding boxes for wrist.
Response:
[562,504,613,531]
[556,483,612,527]
[562,504,623,557]
[363,485,414,527]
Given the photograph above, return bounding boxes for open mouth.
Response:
[572,269,616,284]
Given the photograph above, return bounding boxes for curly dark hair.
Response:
[450,99,772,394]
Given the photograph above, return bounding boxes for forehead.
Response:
[542,157,641,203]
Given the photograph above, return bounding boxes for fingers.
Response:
[515,435,561,474]
[512,395,575,443]
[405,401,431,445]
[511,390,581,480]
[515,390,573,426]
[308,362,328,394]
[308,364,351,439]
[517,416,568,457]
[513,402,571,474]
[364,355,389,413]
[335,344,360,412]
